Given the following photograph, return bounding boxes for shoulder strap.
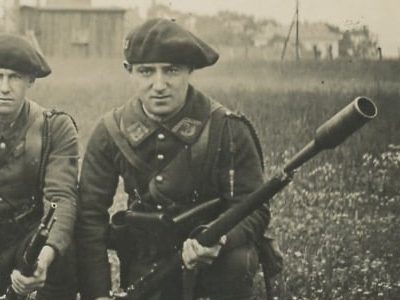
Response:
[200,104,264,198]
[229,112,264,171]
[24,101,46,192]
[190,101,222,166]
[25,101,78,202]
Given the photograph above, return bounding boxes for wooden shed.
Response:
[19,5,126,57]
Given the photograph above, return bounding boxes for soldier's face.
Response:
[128,63,191,117]
[0,68,33,122]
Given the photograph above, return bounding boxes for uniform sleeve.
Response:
[75,120,119,299]
[217,117,270,250]
[43,114,79,255]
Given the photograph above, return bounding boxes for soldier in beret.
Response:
[0,34,79,299]
[76,18,269,300]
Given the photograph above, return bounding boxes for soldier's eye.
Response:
[9,73,23,81]
[166,66,180,75]
[137,67,153,77]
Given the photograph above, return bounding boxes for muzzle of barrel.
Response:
[283,96,377,173]
[315,96,377,149]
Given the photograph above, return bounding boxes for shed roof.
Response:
[20,5,126,13]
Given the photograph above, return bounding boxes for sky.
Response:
[118,0,400,58]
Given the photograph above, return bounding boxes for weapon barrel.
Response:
[111,210,168,230]
[22,203,57,274]
[126,96,378,299]
[197,175,290,247]
[283,96,377,172]
[198,96,377,247]
[42,202,57,228]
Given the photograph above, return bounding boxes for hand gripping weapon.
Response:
[115,97,377,300]
[2,203,57,300]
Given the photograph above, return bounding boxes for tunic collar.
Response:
[121,85,211,147]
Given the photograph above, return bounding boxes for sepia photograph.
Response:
[0,0,398,299]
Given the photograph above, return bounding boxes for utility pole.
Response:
[280,12,296,61]
[295,0,300,61]
[281,0,300,61]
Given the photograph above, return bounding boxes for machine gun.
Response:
[2,203,57,300]
[114,96,377,300]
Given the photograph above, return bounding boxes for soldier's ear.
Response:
[123,61,133,73]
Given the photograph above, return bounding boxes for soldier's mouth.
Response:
[152,96,170,99]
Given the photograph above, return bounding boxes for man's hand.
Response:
[182,236,227,270]
[10,245,56,295]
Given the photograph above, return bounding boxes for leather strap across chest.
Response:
[103,101,222,196]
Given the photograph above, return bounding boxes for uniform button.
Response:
[157,154,165,160]
[156,204,163,210]
[155,175,164,182]
[157,133,165,140]
[0,197,3,202]
[0,142,6,150]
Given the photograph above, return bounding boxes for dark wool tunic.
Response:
[0,100,79,255]
[76,86,270,299]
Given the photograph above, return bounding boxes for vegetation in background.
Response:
[30,58,399,299]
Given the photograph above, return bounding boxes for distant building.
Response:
[256,22,342,60]
[46,0,91,7]
[0,0,20,32]
[20,5,126,57]
[339,26,378,59]
[299,22,342,59]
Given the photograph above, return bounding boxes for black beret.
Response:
[0,34,51,78]
[124,18,219,69]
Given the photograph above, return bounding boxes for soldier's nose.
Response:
[0,78,11,94]
[152,74,167,92]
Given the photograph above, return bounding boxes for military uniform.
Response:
[77,85,270,299]
[0,34,79,300]
[77,18,270,300]
[0,100,79,299]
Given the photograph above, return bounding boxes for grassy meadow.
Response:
[30,57,399,299]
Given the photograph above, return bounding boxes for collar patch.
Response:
[125,121,151,145]
[172,118,202,141]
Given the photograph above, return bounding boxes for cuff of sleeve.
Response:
[44,243,60,259]
[46,235,69,256]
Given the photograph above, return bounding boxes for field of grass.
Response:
[30,57,399,299]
